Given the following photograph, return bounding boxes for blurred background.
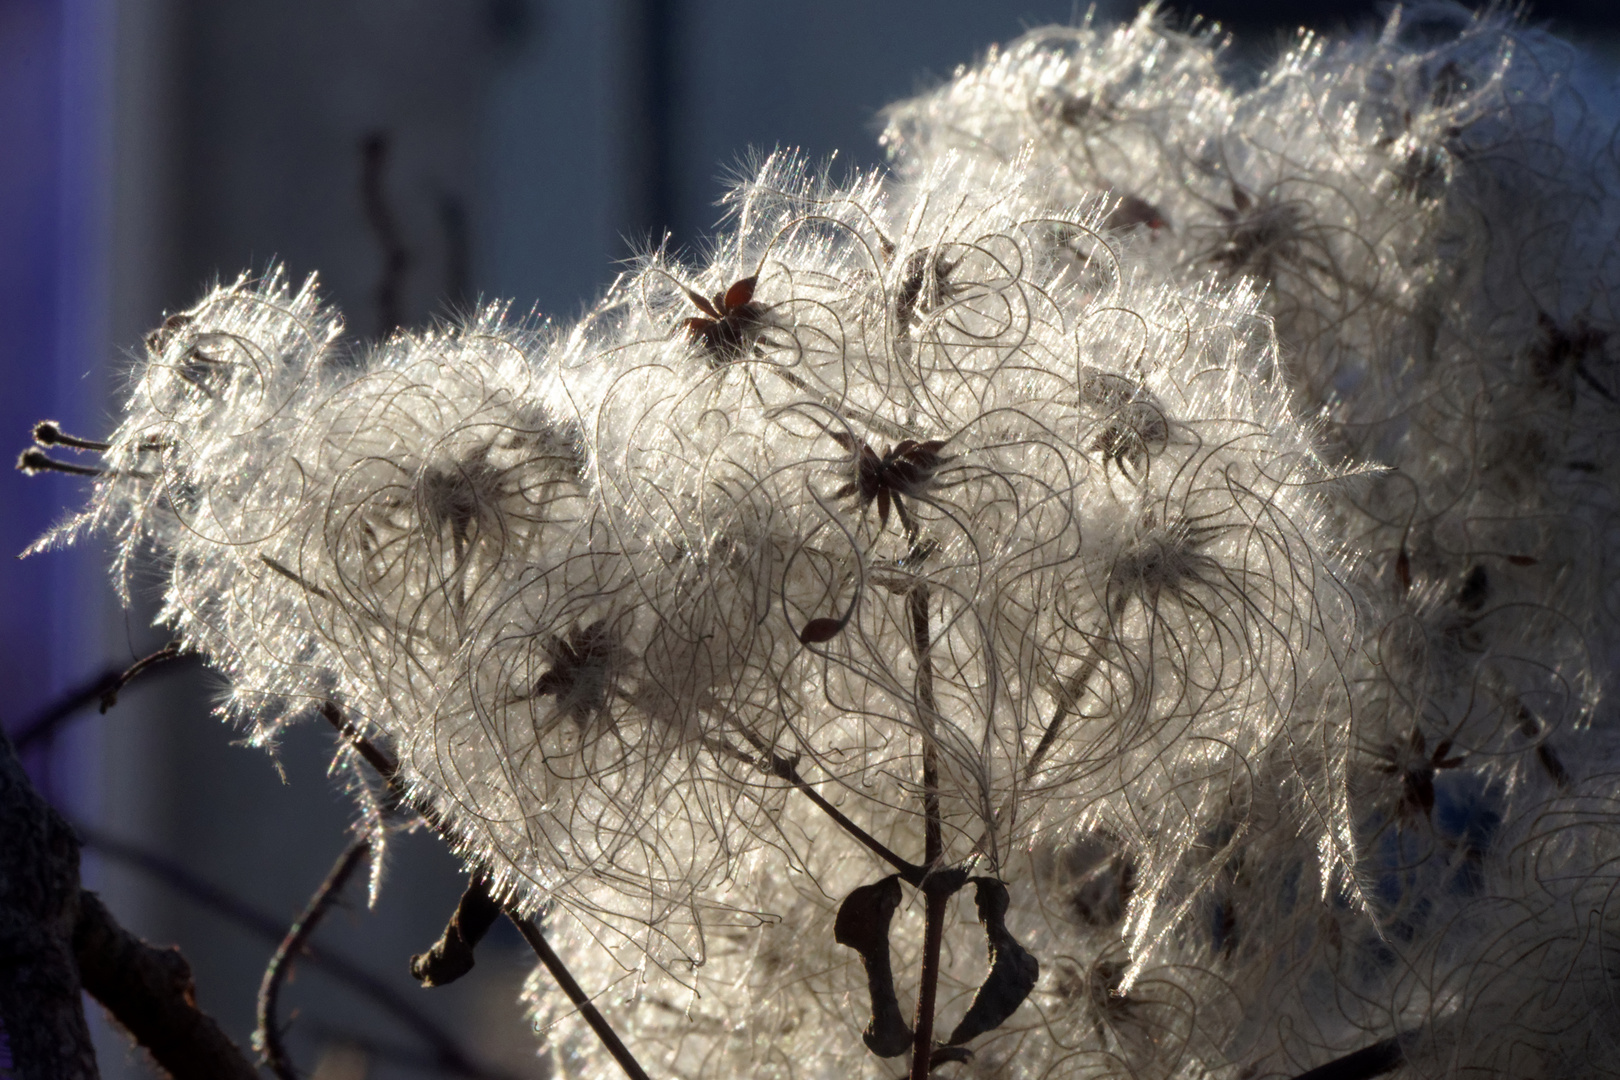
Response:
[3,1,1616,1077]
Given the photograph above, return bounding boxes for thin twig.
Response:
[17,447,105,476]
[12,669,124,749]
[78,825,516,1080]
[33,420,111,452]
[11,650,197,751]
[1025,648,1102,780]
[319,702,402,789]
[262,555,331,600]
[749,739,925,885]
[509,915,654,1080]
[99,640,185,712]
[776,756,926,885]
[256,837,372,1079]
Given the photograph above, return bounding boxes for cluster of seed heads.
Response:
[28,4,1620,1079]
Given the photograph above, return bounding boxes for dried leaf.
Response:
[945,878,1038,1046]
[834,875,913,1058]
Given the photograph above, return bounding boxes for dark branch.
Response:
[261,555,331,601]
[319,703,401,790]
[18,447,105,477]
[13,671,120,751]
[509,915,654,1080]
[1291,1037,1404,1080]
[761,751,925,886]
[320,703,655,1080]
[909,584,945,1080]
[717,713,925,884]
[99,641,186,713]
[1026,650,1102,780]
[256,838,371,1079]
[74,891,259,1080]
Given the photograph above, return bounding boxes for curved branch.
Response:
[255,838,371,1079]
[11,648,196,752]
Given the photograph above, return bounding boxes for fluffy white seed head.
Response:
[37,5,1620,1077]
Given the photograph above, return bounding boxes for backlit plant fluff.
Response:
[25,3,1620,1079]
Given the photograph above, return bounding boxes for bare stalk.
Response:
[98,640,185,713]
[909,583,946,1080]
[1026,646,1103,780]
[510,915,655,1080]
[13,648,196,752]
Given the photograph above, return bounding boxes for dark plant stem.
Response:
[777,756,926,885]
[17,447,106,476]
[261,555,332,600]
[255,837,371,1079]
[319,703,403,796]
[98,641,185,713]
[1026,648,1101,779]
[32,420,111,452]
[13,670,120,751]
[75,891,259,1080]
[510,916,654,1080]
[1292,1036,1404,1080]
[912,884,951,1080]
[909,584,945,1080]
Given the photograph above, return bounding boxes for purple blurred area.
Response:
[1,1,1613,1077]
[0,0,110,810]
[0,0,68,741]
